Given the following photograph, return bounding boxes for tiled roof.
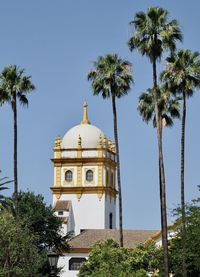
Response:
[69,229,158,249]
[54,200,71,211]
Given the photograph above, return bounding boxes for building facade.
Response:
[51,102,118,276]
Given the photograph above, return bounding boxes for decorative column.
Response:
[54,137,62,188]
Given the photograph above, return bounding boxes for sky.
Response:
[0,0,200,230]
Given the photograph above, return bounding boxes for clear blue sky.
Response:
[1,0,200,230]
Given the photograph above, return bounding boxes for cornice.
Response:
[51,157,116,167]
[51,186,118,197]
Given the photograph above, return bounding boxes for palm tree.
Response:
[0,172,13,211]
[128,6,182,275]
[0,65,35,207]
[138,85,180,129]
[88,54,133,247]
[161,49,200,276]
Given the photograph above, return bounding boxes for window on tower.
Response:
[86,170,93,182]
[65,170,73,182]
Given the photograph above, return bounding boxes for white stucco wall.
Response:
[58,253,88,277]
[104,196,116,229]
[58,193,106,235]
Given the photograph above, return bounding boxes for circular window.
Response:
[65,170,72,182]
[86,170,93,182]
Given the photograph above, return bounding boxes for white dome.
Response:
[62,123,105,149]
[62,124,104,148]
[61,101,106,149]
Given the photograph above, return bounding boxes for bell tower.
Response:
[51,102,117,236]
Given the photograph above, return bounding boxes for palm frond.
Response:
[87,54,133,99]
[128,6,183,63]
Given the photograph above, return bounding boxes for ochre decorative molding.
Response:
[55,193,61,199]
[54,137,62,159]
[97,192,103,201]
[52,157,116,168]
[55,166,61,187]
[97,165,103,186]
[51,186,118,198]
[67,248,90,254]
[77,166,82,187]
[76,193,82,201]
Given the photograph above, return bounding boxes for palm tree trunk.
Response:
[13,93,18,212]
[152,59,169,276]
[181,91,187,277]
[111,94,123,247]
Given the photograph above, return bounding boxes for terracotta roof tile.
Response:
[69,229,158,249]
[54,200,71,211]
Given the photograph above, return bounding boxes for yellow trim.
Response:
[77,149,82,158]
[54,166,61,187]
[145,223,178,243]
[77,166,82,187]
[98,165,103,186]
[63,168,75,186]
[67,248,90,254]
[84,168,95,185]
[81,100,91,124]
[54,137,62,159]
[51,186,118,198]
[52,157,116,167]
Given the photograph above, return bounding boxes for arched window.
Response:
[86,170,93,182]
[69,257,86,271]
[65,170,72,182]
[109,213,113,229]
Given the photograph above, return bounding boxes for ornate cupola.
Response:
[51,101,117,235]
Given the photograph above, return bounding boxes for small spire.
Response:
[78,134,82,147]
[81,100,91,125]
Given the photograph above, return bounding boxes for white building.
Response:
[51,102,157,276]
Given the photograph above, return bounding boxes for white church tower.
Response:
[51,101,117,236]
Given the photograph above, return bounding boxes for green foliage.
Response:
[88,53,133,99]
[0,172,13,211]
[161,49,200,97]
[78,239,160,277]
[17,191,66,251]
[138,85,180,128]
[169,190,200,276]
[0,212,43,277]
[128,6,182,62]
[0,65,35,108]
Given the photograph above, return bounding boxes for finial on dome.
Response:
[81,100,91,125]
[78,134,82,147]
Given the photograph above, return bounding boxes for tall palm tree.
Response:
[0,65,35,207]
[161,49,200,276]
[88,54,133,247]
[138,85,180,129]
[0,88,9,169]
[128,6,182,275]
